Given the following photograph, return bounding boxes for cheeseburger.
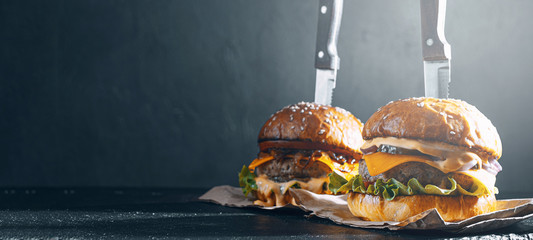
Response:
[329,97,502,222]
[239,102,364,207]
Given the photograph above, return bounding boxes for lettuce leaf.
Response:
[238,165,257,196]
[328,172,491,200]
[328,171,349,194]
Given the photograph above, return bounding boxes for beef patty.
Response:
[359,159,473,189]
[254,149,333,182]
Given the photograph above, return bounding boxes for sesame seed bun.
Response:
[363,97,502,159]
[258,102,364,159]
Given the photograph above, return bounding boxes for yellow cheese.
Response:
[457,169,497,194]
[364,152,437,176]
[248,151,354,176]
[364,151,480,176]
[363,137,484,176]
[312,152,336,173]
[248,156,274,171]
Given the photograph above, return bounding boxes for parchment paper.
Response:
[199,185,533,233]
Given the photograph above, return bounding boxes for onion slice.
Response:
[361,145,378,155]
[483,159,502,176]
[457,159,479,172]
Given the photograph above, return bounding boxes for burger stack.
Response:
[240,97,503,222]
[239,102,364,207]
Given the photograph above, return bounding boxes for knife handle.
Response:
[315,0,343,70]
[420,0,451,61]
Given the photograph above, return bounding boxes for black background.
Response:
[1,0,532,194]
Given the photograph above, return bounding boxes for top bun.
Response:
[258,102,364,157]
[363,98,502,159]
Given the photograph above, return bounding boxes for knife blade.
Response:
[420,0,451,98]
[314,0,343,105]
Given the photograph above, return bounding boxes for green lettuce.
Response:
[238,165,257,196]
[328,172,491,200]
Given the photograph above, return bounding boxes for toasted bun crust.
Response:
[259,102,364,157]
[347,193,497,222]
[363,98,502,159]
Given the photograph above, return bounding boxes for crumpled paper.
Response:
[199,185,533,233]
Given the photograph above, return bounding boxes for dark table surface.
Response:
[0,187,532,239]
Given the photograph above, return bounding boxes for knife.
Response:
[314,0,343,105]
[420,0,451,98]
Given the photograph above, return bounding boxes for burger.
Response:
[329,97,502,222]
[239,102,364,207]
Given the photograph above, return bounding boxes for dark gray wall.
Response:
[1,0,532,193]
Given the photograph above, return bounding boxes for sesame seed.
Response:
[318,129,325,135]
[325,119,332,124]
[440,112,445,116]
[289,115,293,121]
[448,115,453,119]
[417,102,424,107]
[300,126,304,131]
[268,122,272,126]
[321,139,325,143]
[383,116,388,120]
[308,112,312,115]
[272,116,276,121]
[292,109,296,112]
[291,126,295,129]
[302,117,306,122]
[301,109,304,113]
[450,131,456,135]
[333,115,338,119]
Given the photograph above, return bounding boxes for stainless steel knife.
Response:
[314,0,343,105]
[420,0,451,98]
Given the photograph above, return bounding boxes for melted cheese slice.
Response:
[254,175,328,207]
[363,137,487,164]
[364,152,497,193]
[363,137,497,192]
[457,169,497,194]
[364,152,480,176]
[248,156,274,171]
[248,152,356,180]
[363,137,484,175]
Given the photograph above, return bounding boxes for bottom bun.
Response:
[347,193,497,222]
[252,175,328,207]
[254,190,296,207]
